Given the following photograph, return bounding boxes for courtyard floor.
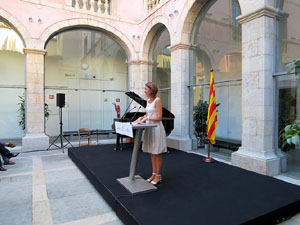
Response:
[0,140,299,225]
[0,139,123,225]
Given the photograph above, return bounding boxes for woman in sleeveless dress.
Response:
[134,82,167,185]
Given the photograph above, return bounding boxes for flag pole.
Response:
[203,140,215,163]
[203,69,216,163]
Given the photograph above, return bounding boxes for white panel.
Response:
[0,89,24,139]
[228,84,242,140]
[215,85,229,138]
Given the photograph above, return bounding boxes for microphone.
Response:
[125,106,136,116]
[120,106,136,120]
[127,106,136,113]
[131,106,142,121]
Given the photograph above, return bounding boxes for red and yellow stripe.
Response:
[206,70,218,144]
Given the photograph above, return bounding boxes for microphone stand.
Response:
[121,99,133,119]
[131,106,142,121]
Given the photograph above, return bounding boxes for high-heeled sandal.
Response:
[150,174,162,185]
[147,173,156,182]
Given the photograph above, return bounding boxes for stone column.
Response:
[128,60,152,109]
[167,43,193,151]
[231,7,284,176]
[22,48,49,151]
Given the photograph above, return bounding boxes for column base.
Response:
[277,150,287,173]
[167,135,192,151]
[22,133,49,151]
[231,147,282,176]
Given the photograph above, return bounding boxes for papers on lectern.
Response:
[115,122,133,138]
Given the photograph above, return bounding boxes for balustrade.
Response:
[73,0,110,15]
[146,0,167,13]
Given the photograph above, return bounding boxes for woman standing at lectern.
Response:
[134,82,167,185]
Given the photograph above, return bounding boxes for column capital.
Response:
[237,6,283,24]
[128,60,153,66]
[23,48,47,55]
[168,43,196,52]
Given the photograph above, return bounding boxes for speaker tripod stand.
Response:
[47,106,73,153]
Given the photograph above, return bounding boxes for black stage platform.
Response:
[68,144,300,225]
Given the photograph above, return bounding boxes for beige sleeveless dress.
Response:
[142,98,167,154]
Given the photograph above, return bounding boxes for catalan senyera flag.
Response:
[206,70,218,144]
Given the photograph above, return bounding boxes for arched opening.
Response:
[190,0,242,147]
[45,28,128,141]
[148,25,171,111]
[0,20,25,144]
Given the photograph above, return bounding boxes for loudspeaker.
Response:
[56,93,65,108]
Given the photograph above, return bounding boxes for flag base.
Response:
[203,157,215,163]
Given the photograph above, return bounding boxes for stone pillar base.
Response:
[192,137,198,150]
[22,133,49,151]
[167,135,192,151]
[277,151,287,173]
[231,147,282,176]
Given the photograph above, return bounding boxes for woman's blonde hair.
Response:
[145,82,158,97]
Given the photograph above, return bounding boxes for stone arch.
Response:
[139,15,173,61]
[0,9,29,47]
[152,32,170,63]
[177,0,253,44]
[40,19,137,60]
[179,0,284,45]
[175,0,211,45]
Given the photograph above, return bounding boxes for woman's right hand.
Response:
[134,117,141,123]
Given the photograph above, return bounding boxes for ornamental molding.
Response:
[168,43,196,52]
[237,6,283,24]
[23,48,47,55]
[128,60,153,65]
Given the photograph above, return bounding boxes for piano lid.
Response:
[125,91,175,119]
[125,91,147,108]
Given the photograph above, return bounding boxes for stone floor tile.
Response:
[0,181,32,207]
[46,177,95,199]
[0,157,32,174]
[42,153,75,170]
[58,212,120,225]
[49,191,112,225]
[102,220,124,225]
[44,168,85,184]
[33,200,53,225]
[281,218,300,225]
[0,202,32,225]
[0,174,32,188]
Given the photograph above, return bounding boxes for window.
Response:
[232,0,241,43]
[45,29,128,136]
[191,0,242,140]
